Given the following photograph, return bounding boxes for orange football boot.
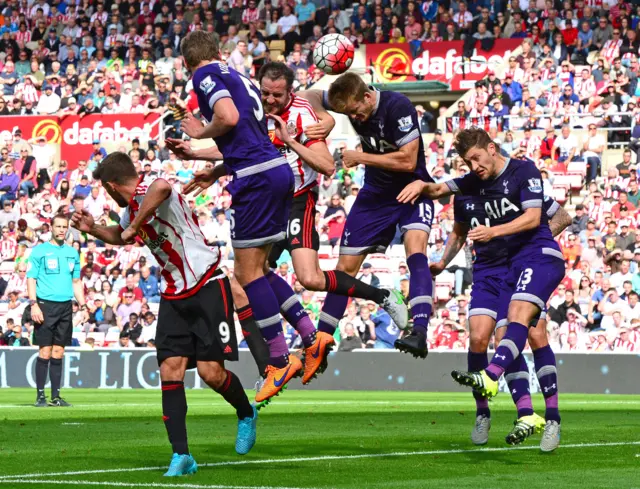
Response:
[255,354,303,403]
[302,331,335,384]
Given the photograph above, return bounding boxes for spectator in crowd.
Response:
[139,266,160,303]
[338,323,363,351]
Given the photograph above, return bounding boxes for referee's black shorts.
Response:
[33,299,73,347]
[156,277,238,369]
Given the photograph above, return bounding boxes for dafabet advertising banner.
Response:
[366,40,521,90]
[0,113,161,168]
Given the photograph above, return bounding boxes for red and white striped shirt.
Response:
[15,30,31,44]
[115,246,142,271]
[267,95,322,196]
[574,78,596,100]
[119,177,222,299]
[613,338,635,351]
[603,176,627,200]
[6,272,27,296]
[16,82,39,104]
[0,238,17,261]
[588,202,609,223]
[601,39,622,63]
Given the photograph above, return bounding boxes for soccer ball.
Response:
[313,34,355,75]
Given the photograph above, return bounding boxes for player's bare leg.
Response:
[197,360,257,455]
[467,315,494,445]
[235,245,302,403]
[311,253,367,384]
[394,229,432,359]
[291,248,408,329]
[529,319,561,452]
[160,356,197,476]
[228,277,270,378]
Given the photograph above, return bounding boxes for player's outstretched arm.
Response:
[397,180,453,204]
[71,209,126,245]
[345,138,419,172]
[121,179,172,243]
[549,205,572,237]
[298,90,336,140]
[431,222,469,275]
[166,138,224,162]
[469,207,542,243]
[268,113,334,176]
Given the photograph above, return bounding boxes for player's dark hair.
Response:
[453,128,494,159]
[328,72,368,113]
[180,31,220,70]
[93,152,138,185]
[257,62,295,90]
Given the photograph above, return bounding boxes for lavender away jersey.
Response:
[324,88,433,192]
[447,158,562,262]
[192,61,283,173]
[455,192,562,274]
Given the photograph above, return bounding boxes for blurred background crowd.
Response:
[1,0,640,354]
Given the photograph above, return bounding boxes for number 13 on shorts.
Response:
[516,268,533,292]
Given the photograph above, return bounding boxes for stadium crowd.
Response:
[0,0,640,354]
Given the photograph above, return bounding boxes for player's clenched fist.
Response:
[70,209,95,233]
[341,150,361,169]
[397,180,427,205]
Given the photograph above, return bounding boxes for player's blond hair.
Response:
[453,128,494,159]
[180,31,220,70]
[328,72,368,113]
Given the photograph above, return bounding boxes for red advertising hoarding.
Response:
[0,113,161,167]
[366,39,521,91]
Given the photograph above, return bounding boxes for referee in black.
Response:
[27,215,87,407]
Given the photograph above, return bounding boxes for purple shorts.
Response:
[495,251,564,328]
[468,270,506,322]
[340,188,433,256]
[226,161,293,249]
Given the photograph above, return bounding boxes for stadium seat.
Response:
[435,284,451,302]
[87,332,106,345]
[269,40,286,52]
[72,332,86,344]
[318,245,333,259]
[567,172,585,190]
[552,185,568,204]
[567,161,587,175]
[105,330,120,345]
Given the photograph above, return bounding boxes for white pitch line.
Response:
[1,441,638,481]
[0,400,638,409]
[0,480,310,489]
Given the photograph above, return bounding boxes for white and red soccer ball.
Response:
[313,34,355,75]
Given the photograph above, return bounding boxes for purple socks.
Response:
[407,253,433,335]
[317,293,349,335]
[468,351,490,417]
[244,276,288,368]
[266,271,316,347]
[486,322,529,381]
[505,355,534,418]
[534,345,560,423]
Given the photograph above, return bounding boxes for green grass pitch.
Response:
[0,389,638,489]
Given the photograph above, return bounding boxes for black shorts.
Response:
[268,188,319,268]
[33,299,73,347]
[156,277,237,369]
